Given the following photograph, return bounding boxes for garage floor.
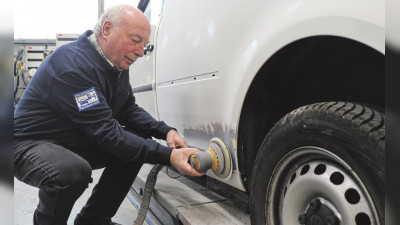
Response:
[14,169,148,225]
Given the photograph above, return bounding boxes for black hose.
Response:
[133,164,164,225]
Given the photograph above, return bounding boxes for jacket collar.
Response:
[77,30,125,74]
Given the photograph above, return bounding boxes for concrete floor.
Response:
[14,169,149,225]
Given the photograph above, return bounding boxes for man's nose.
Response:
[135,43,145,57]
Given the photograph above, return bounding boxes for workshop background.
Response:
[9,0,399,224]
[13,1,145,224]
[14,0,138,103]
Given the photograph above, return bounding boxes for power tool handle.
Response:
[188,151,213,173]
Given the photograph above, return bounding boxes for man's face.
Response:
[101,11,151,70]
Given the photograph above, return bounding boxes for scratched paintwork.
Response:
[183,123,237,170]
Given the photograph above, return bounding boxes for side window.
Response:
[144,0,152,22]
[142,0,163,26]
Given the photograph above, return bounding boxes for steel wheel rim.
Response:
[266,146,380,225]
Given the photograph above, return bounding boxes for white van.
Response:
[131,0,385,224]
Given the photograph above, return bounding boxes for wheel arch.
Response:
[237,35,385,190]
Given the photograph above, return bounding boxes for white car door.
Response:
[129,0,164,119]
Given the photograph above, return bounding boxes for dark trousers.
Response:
[14,139,144,225]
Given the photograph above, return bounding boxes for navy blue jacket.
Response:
[14,30,173,165]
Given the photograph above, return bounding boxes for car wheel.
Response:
[249,102,384,225]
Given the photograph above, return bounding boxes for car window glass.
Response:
[143,0,163,26]
[144,0,152,22]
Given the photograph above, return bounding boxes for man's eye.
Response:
[132,39,140,44]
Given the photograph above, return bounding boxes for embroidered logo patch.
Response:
[73,87,100,111]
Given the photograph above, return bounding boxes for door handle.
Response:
[144,45,154,55]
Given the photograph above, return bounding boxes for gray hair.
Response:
[93,5,127,36]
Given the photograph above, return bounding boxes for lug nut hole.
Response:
[330,172,344,185]
[314,164,326,175]
[355,212,371,225]
[345,188,360,204]
[290,173,296,184]
[300,165,310,175]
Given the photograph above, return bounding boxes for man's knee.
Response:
[52,158,92,189]
[15,141,93,190]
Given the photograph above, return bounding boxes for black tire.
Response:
[249,102,384,225]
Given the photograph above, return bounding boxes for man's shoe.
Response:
[74,213,122,225]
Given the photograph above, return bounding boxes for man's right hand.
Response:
[170,148,205,176]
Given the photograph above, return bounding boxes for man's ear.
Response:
[102,21,113,39]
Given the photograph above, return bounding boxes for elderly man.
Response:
[14,5,202,225]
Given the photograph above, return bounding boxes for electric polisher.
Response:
[189,137,231,178]
[134,137,232,225]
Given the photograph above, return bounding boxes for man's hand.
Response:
[170,148,205,176]
[166,129,187,148]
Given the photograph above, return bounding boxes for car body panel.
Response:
[131,0,384,191]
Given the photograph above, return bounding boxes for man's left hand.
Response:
[166,129,187,148]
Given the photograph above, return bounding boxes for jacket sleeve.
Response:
[115,87,175,140]
[45,71,172,165]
